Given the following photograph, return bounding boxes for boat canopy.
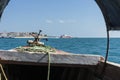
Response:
[0,0,10,19]
[95,0,120,31]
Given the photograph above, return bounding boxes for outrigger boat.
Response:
[0,0,120,80]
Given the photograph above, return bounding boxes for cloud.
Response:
[45,20,53,24]
[59,20,65,23]
[45,19,77,24]
[58,19,77,24]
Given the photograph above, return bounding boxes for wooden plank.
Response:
[0,51,103,66]
[61,68,68,80]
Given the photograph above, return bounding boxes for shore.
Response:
[14,36,48,38]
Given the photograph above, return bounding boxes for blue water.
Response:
[0,38,120,63]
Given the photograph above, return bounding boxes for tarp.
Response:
[0,0,10,19]
[95,0,120,31]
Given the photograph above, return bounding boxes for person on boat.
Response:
[27,30,44,46]
[30,32,40,43]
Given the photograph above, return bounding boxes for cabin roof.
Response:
[0,0,10,19]
[96,0,120,31]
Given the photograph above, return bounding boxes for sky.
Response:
[0,0,120,37]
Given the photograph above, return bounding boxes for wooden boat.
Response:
[0,0,120,80]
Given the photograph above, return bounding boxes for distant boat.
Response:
[60,34,72,38]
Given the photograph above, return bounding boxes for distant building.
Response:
[0,32,47,38]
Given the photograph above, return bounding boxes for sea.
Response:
[0,38,120,64]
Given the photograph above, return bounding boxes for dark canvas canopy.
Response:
[95,0,120,31]
[0,0,10,19]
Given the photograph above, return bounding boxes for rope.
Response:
[0,64,8,80]
[47,52,51,80]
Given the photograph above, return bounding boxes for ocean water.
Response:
[0,38,120,63]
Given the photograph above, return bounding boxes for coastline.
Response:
[14,37,34,38]
[14,36,48,38]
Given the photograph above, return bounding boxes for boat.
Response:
[60,34,72,38]
[0,0,120,80]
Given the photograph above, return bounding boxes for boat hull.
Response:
[0,51,119,80]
